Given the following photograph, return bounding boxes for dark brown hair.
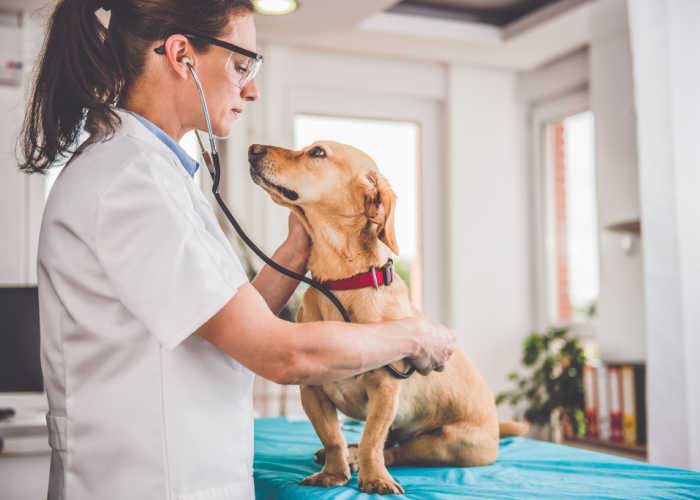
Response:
[19,0,253,174]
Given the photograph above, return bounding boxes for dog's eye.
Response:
[308,146,326,158]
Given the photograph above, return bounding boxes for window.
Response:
[544,111,598,325]
[294,114,422,307]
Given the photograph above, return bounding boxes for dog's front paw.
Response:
[358,472,404,495]
[300,470,350,488]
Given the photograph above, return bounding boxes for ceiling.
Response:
[389,0,563,26]
[254,0,594,70]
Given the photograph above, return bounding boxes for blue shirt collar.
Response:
[127,111,200,178]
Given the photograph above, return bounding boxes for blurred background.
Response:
[1,0,699,497]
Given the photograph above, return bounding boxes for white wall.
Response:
[0,10,49,286]
[589,0,645,362]
[628,0,700,471]
[448,65,531,419]
[0,84,27,284]
[517,49,589,107]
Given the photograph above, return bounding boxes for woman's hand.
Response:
[405,318,457,375]
[283,212,311,269]
[250,212,310,314]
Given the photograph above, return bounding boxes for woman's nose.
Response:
[248,144,267,162]
[241,79,260,102]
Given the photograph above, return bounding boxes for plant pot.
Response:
[527,423,551,441]
[526,412,564,444]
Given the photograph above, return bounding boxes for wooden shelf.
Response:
[605,219,641,235]
[565,435,647,457]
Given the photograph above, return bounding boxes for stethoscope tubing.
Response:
[186,63,414,379]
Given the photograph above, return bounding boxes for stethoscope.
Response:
[183,57,414,379]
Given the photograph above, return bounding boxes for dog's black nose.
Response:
[248,144,267,162]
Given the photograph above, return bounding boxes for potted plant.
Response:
[496,327,587,442]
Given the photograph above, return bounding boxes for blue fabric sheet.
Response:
[253,417,700,500]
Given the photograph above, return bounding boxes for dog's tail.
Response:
[499,421,530,438]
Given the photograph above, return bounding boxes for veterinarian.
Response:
[20,1,456,499]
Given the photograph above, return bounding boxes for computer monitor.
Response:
[0,286,43,393]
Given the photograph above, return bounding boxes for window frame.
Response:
[530,91,594,332]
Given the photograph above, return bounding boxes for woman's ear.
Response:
[363,172,399,256]
[162,35,192,79]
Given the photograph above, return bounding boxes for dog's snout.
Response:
[248,144,267,162]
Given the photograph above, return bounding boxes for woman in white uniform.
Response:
[19,1,456,498]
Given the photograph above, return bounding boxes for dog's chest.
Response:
[321,379,370,421]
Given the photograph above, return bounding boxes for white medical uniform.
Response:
[38,109,255,500]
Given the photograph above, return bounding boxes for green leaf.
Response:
[551,326,568,339]
[523,334,544,366]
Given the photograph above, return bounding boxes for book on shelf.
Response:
[633,365,647,445]
[608,366,623,442]
[621,366,636,445]
[596,364,610,440]
[582,361,646,447]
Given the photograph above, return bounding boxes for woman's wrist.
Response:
[278,237,309,272]
[395,318,424,360]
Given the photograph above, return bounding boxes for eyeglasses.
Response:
[154,33,263,89]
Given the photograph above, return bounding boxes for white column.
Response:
[447,65,531,420]
[628,0,700,470]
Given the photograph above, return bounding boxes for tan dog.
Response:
[248,141,528,495]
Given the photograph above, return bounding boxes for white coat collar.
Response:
[112,108,192,179]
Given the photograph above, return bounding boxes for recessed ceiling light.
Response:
[253,0,299,16]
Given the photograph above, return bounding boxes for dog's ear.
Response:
[363,172,399,255]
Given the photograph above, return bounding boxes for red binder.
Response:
[608,366,623,442]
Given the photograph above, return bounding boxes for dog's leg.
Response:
[299,385,351,487]
[357,377,404,495]
[384,423,498,467]
[314,429,400,472]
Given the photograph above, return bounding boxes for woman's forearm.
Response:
[251,241,307,315]
[197,284,451,386]
[278,319,420,385]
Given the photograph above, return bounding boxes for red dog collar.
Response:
[322,259,395,291]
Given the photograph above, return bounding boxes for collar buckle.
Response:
[369,259,394,289]
[369,265,380,289]
[380,258,394,287]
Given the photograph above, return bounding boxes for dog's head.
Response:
[248,141,398,256]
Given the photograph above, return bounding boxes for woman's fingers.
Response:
[407,319,457,376]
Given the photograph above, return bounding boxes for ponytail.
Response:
[19,0,123,173]
[19,0,254,174]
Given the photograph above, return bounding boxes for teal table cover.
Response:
[253,417,700,499]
